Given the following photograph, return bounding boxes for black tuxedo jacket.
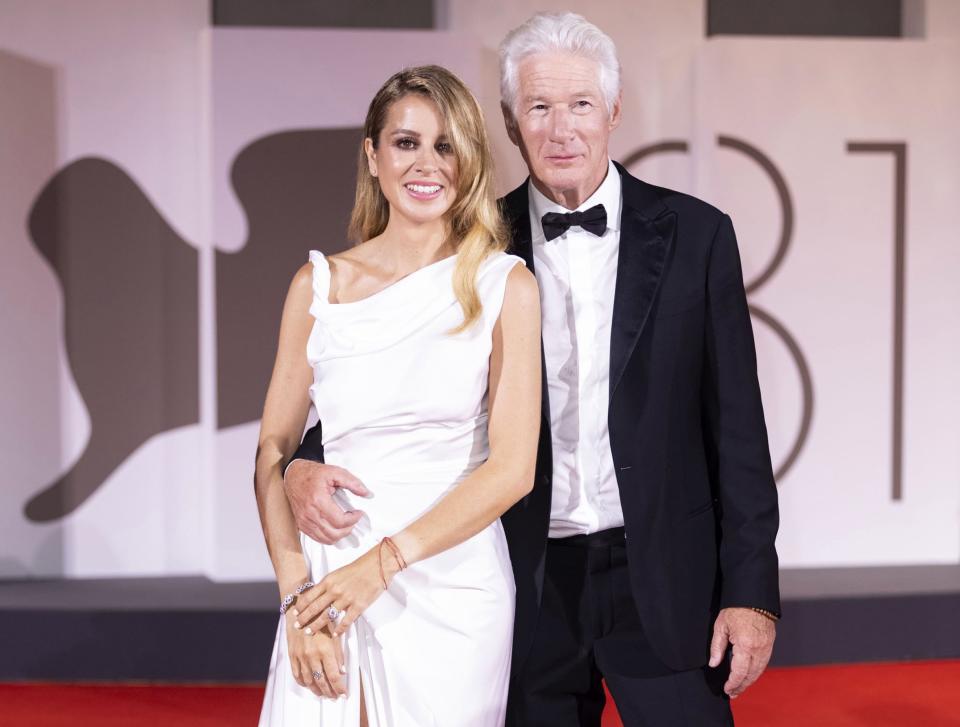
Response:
[290,162,781,675]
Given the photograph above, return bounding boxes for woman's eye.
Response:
[436,142,453,154]
[396,138,417,149]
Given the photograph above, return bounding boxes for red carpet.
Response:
[2,661,957,726]
[727,660,960,727]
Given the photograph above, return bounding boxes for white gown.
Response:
[259,250,523,727]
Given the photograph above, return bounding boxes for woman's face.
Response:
[365,94,459,227]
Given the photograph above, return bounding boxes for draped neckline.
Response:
[315,251,457,309]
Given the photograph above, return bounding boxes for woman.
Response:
[254,65,541,726]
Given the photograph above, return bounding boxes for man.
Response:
[284,12,780,726]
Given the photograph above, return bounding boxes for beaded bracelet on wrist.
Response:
[749,607,779,622]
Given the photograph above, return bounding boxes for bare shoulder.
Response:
[502,261,540,312]
[498,262,540,340]
[290,261,314,296]
[284,261,314,313]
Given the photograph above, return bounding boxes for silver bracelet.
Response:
[279,580,316,615]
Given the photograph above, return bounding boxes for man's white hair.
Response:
[499,12,621,118]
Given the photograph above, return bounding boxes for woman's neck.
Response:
[375,215,455,272]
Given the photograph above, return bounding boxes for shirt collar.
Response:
[528,158,622,242]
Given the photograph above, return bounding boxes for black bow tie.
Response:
[541,204,607,241]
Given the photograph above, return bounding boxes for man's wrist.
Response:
[747,607,779,622]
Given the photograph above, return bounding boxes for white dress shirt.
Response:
[528,159,625,538]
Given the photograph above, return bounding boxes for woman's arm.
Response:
[291,263,541,636]
[254,263,315,596]
[254,262,346,698]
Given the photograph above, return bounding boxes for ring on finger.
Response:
[326,605,341,622]
[312,669,323,681]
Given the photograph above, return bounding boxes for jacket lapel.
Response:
[609,162,677,398]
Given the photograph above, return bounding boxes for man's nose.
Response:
[549,109,575,142]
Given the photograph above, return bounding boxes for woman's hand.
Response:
[284,610,347,699]
[293,544,401,638]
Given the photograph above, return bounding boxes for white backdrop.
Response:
[1,1,958,580]
[0,0,208,578]
[693,39,960,566]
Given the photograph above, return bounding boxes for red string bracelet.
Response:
[378,536,408,590]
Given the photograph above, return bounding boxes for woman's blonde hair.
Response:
[349,65,508,332]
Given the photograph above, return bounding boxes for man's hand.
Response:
[283,460,370,544]
[708,607,776,699]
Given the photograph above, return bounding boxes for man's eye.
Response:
[530,104,548,113]
[577,100,592,107]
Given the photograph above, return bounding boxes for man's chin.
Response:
[542,159,583,175]
[539,170,588,193]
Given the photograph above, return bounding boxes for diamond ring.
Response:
[327,606,340,621]
[312,669,323,680]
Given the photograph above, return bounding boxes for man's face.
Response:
[504,52,621,208]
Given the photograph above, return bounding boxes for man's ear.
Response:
[608,90,623,132]
[364,137,378,177]
[501,102,520,147]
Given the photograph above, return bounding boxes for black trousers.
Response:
[508,528,734,727]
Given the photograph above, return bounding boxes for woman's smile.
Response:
[403,181,444,200]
